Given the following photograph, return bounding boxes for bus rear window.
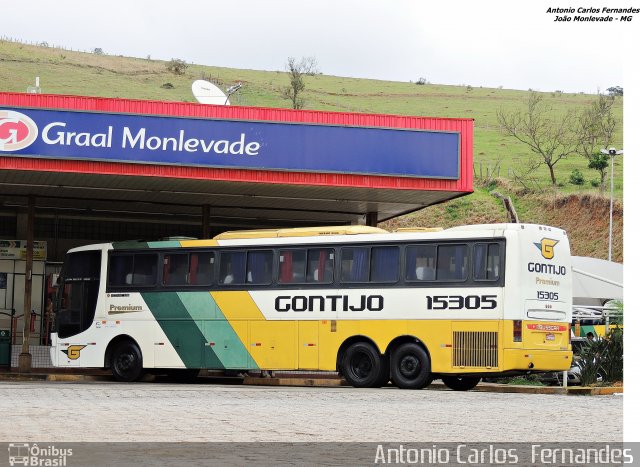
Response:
[473,243,501,281]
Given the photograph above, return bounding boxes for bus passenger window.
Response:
[219,251,246,285]
[371,246,399,282]
[191,252,215,285]
[109,254,157,287]
[163,254,188,286]
[436,245,468,281]
[341,247,370,283]
[278,250,306,284]
[307,248,334,283]
[405,245,436,281]
[109,255,133,287]
[247,250,273,284]
[473,243,500,281]
[133,255,158,286]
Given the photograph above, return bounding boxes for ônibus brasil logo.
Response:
[0,110,38,151]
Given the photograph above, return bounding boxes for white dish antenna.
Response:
[192,80,230,105]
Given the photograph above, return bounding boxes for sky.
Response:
[1,0,637,93]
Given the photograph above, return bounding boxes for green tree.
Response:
[575,94,617,192]
[587,152,610,191]
[281,56,319,110]
[167,58,187,75]
[606,86,623,96]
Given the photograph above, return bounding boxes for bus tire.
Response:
[390,343,431,389]
[342,342,385,388]
[111,340,144,382]
[373,354,390,387]
[442,376,481,391]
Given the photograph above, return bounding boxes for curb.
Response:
[243,376,346,387]
[0,372,623,394]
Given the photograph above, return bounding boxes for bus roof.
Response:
[67,223,566,253]
[213,225,388,240]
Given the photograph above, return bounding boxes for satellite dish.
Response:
[192,80,230,105]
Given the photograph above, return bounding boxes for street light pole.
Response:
[602,147,623,261]
[608,153,615,261]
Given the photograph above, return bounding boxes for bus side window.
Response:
[109,255,133,287]
[109,254,157,287]
[247,250,273,284]
[405,245,436,281]
[163,253,188,286]
[341,247,370,283]
[133,254,158,286]
[191,252,215,285]
[436,244,468,281]
[370,246,399,282]
[219,251,246,285]
[278,250,306,284]
[306,248,334,283]
[473,243,500,281]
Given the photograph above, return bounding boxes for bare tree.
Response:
[497,92,576,187]
[281,56,319,109]
[575,94,617,191]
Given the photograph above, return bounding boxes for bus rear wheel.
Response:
[442,376,481,391]
[342,342,386,388]
[390,343,431,389]
[111,340,144,382]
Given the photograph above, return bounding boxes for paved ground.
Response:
[0,380,623,442]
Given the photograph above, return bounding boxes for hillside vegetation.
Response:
[0,39,623,261]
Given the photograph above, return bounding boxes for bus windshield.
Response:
[55,250,101,339]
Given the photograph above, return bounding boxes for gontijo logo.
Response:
[61,345,86,360]
[534,238,559,260]
[0,110,39,151]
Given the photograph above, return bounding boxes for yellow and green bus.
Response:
[51,223,573,390]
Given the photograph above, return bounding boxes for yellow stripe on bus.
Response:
[211,291,266,321]
[179,239,220,247]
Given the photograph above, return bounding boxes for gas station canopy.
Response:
[0,92,474,255]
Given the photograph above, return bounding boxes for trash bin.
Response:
[0,329,10,366]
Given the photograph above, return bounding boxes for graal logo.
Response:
[8,443,73,466]
[0,110,39,151]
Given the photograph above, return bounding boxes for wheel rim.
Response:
[350,351,373,379]
[116,350,135,372]
[399,354,421,379]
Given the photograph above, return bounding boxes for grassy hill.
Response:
[0,39,623,261]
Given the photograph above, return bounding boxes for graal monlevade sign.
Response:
[0,107,460,179]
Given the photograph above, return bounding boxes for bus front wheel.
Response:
[390,343,431,389]
[342,342,387,388]
[111,340,144,382]
[442,376,481,391]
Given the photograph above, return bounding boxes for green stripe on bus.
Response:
[112,240,182,250]
[141,292,223,369]
[147,241,183,249]
[177,292,258,370]
[112,241,150,249]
